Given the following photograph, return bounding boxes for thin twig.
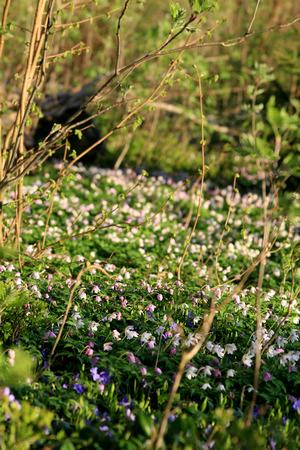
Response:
[177,66,205,280]
[48,263,112,366]
[247,0,262,34]
[115,0,130,75]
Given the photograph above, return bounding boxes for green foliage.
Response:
[0,398,54,450]
[0,347,34,387]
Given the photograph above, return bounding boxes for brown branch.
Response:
[0,0,12,59]
[115,0,130,75]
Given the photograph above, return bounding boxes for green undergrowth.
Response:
[0,165,299,449]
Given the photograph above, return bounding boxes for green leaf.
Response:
[256,137,277,161]
[133,115,144,131]
[74,128,83,140]
[170,2,185,22]
[0,246,18,260]
[138,411,154,436]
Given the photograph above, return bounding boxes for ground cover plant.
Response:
[0,164,299,449]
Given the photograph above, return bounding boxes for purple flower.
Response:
[91,367,100,381]
[125,408,135,421]
[99,370,111,385]
[263,372,272,382]
[292,399,300,411]
[90,367,111,385]
[73,384,85,394]
[253,405,259,419]
[44,331,56,340]
[269,438,276,450]
[119,396,130,407]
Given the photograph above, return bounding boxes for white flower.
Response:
[105,263,116,273]
[206,341,214,352]
[32,271,40,280]
[214,344,225,358]
[276,336,287,347]
[125,326,139,340]
[267,345,277,357]
[8,349,15,366]
[112,329,121,340]
[72,311,84,329]
[226,369,236,378]
[201,383,212,390]
[242,352,254,367]
[225,343,237,354]
[290,330,299,343]
[186,365,198,380]
[103,342,113,351]
[217,383,225,391]
[89,321,99,332]
[140,332,152,344]
[185,334,197,347]
[78,290,87,300]
[203,365,213,376]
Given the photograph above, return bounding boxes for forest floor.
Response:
[0,164,299,449]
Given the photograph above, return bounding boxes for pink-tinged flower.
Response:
[121,299,128,308]
[112,329,121,341]
[169,347,176,356]
[214,288,222,299]
[140,367,147,376]
[155,367,162,375]
[44,331,56,340]
[263,372,272,382]
[92,285,100,293]
[103,342,113,352]
[85,347,94,357]
[66,278,73,288]
[146,304,156,312]
[95,296,101,302]
[148,340,155,349]
[99,383,105,394]
[157,294,163,301]
[213,369,222,378]
[78,290,87,300]
[127,352,137,364]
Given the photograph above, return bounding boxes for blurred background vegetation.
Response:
[1,0,299,188]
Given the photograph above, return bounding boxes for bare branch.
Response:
[115,0,130,75]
